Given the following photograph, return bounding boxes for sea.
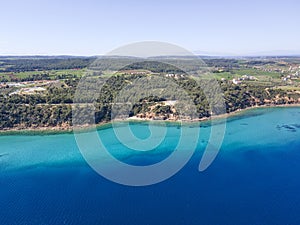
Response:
[1,107,300,225]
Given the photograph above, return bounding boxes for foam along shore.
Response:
[1,103,300,135]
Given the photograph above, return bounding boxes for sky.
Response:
[1,0,300,56]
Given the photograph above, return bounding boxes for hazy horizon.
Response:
[1,50,300,57]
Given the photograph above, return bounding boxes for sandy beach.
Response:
[1,103,300,135]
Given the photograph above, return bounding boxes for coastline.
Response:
[206,103,300,121]
[1,103,300,135]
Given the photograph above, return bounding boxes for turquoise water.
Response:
[1,107,300,224]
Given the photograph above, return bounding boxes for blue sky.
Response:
[1,0,300,55]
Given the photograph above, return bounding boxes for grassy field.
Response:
[233,68,282,78]
[274,86,300,91]
[0,69,85,81]
[209,66,287,85]
[0,58,299,92]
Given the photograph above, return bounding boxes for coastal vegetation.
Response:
[1,56,300,130]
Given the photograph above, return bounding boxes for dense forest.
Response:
[0,56,241,73]
[0,56,95,72]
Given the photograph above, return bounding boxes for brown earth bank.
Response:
[1,103,300,135]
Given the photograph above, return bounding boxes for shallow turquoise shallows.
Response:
[1,107,300,225]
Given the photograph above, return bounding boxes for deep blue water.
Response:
[1,107,300,225]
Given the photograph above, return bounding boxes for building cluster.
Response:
[9,87,46,96]
[0,80,59,95]
[232,75,258,84]
[282,70,300,82]
[0,80,58,89]
[165,73,185,79]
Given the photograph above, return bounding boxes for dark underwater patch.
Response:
[276,124,300,132]
[0,153,8,158]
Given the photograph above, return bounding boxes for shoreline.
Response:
[1,103,300,135]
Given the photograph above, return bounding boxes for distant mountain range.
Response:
[1,50,300,59]
[193,50,300,57]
